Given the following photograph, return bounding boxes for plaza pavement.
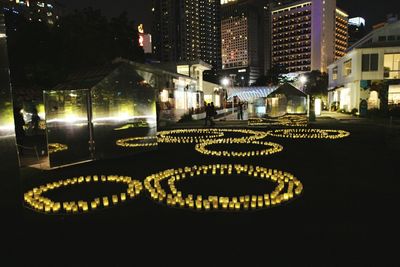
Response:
[12,114,400,266]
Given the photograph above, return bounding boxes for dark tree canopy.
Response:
[254,64,288,86]
[5,8,144,91]
[302,70,328,97]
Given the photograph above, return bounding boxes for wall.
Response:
[0,13,21,218]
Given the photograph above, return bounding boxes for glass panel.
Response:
[389,86,400,105]
[393,54,400,70]
[362,54,370,72]
[384,54,394,70]
[343,60,352,76]
[0,13,20,209]
[370,54,379,71]
[44,90,92,167]
[91,64,157,160]
[332,67,338,80]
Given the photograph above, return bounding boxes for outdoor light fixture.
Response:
[299,76,307,84]
[315,98,322,116]
[144,164,303,212]
[266,129,350,139]
[221,77,230,87]
[24,175,143,214]
[195,139,283,157]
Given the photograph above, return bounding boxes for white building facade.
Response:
[327,20,400,113]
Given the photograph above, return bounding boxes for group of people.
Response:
[204,102,216,127]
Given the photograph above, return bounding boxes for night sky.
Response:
[59,0,400,30]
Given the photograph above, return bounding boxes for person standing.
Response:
[210,102,216,126]
[31,108,40,134]
[238,101,244,120]
[14,107,25,155]
[204,103,211,126]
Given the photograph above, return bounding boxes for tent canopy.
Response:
[267,83,307,98]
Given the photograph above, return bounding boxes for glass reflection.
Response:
[44,90,91,167]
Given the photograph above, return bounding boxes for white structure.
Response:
[271,0,348,73]
[328,20,400,112]
[349,17,366,27]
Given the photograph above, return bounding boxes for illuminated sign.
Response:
[138,24,144,34]
[139,35,144,47]
[137,23,152,53]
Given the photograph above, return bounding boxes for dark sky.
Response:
[59,0,400,29]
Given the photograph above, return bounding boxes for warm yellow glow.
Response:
[267,129,350,139]
[248,115,308,127]
[116,136,158,148]
[195,139,283,157]
[315,99,322,116]
[157,128,267,144]
[24,175,143,214]
[144,164,304,212]
[48,143,68,154]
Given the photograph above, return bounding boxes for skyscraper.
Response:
[270,0,348,73]
[0,0,61,25]
[220,0,265,86]
[152,0,221,71]
[348,17,367,47]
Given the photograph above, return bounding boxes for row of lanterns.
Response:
[248,115,308,127]
[144,164,303,212]
[48,143,69,154]
[24,175,143,214]
[195,138,283,157]
[29,120,351,214]
[266,129,350,139]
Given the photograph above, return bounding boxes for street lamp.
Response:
[221,77,230,87]
[299,75,307,90]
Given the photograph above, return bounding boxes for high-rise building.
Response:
[270,0,348,73]
[0,0,61,25]
[152,0,221,71]
[348,17,367,49]
[220,0,265,86]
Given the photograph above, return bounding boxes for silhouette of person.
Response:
[14,107,25,155]
[210,102,216,126]
[238,102,244,120]
[31,108,40,134]
[204,103,211,126]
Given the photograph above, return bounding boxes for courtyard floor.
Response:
[14,115,400,266]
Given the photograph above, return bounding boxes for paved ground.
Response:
[11,115,400,266]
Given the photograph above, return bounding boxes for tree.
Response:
[5,8,145,92]
[254,64,288,86]
[302,70,328,97]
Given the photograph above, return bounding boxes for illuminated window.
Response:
[368,91,380,109]
[389,85,400,105]
[384,54,400,79]
[332,66,338,80]
[343,59,352,76]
